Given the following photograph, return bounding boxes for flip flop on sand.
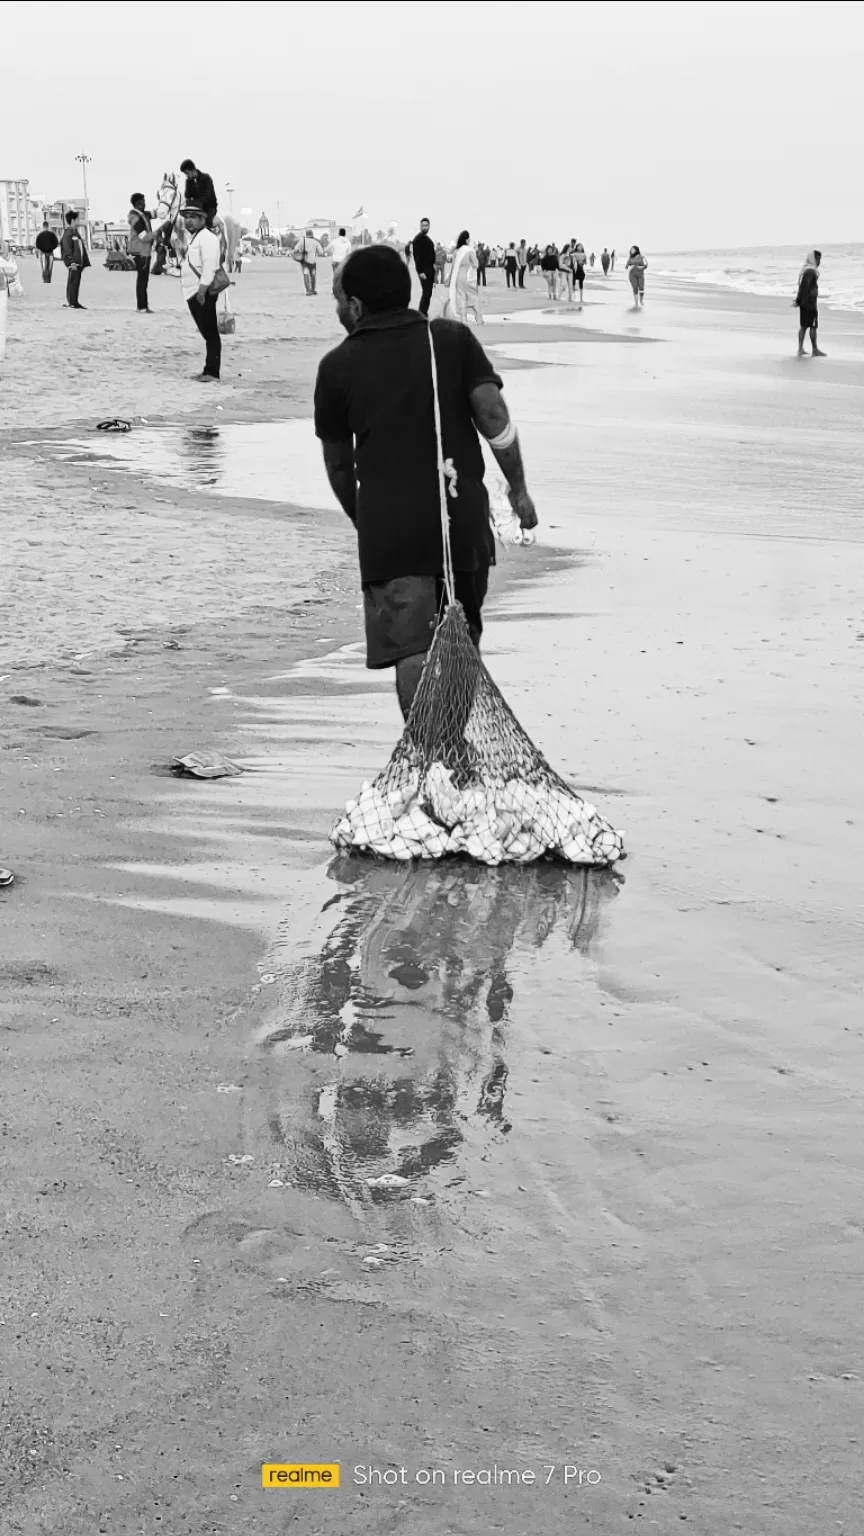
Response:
[0,867,14,888]
[96,418,132,433]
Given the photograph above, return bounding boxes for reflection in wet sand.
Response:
[254,858,621,1236]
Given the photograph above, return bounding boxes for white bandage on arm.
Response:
[486,418,517,450]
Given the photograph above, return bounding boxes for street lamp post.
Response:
[226,183,234,214]
[75,152,91,246]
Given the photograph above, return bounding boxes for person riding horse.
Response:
[153,171,241,275]
[179,158,218,229]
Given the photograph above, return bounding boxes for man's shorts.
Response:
[362,569,489,669]
[799,304,818,330]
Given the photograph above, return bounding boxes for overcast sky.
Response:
[5,0,863,250]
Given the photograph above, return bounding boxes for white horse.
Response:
[153,171,242,274]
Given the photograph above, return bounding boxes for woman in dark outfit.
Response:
[795,250,826,357]
[540,244,559,300]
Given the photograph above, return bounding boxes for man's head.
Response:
[182,206,207,235]
[180,159,197,176]
[814,249,822,266]
[338,227,346,237]
[420,218,430,233]
[130,193,146,211]
[42,220,49,229]
[65,211,78,227]
[306,228,314,238]
[333,245,411,333]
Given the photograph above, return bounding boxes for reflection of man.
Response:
[35,221,58,283]
[314,245,538,720]
[59,210,90,309]
[409,217,436,317]
[260,857,619,1195]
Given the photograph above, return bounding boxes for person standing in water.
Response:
[610,249,616,271]
[573,241,587,305]
[600,247,610,275]
[504,242,518,289]
[795,250,826,357]
[314,244,537,718]
[626,245,647,307]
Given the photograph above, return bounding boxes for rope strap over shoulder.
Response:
[427,321,456,604]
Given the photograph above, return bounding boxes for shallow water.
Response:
[58,419,332,508]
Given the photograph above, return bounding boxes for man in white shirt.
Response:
[296,228,323,295]
[180,204,223,381]
[329,227,352,269]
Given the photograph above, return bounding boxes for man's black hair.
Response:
[180,158,195,174]
[341,245,411,313]
[420,216,430,224]
[130,192,145,206]
[338,227,346,236]
[65,210,78,225]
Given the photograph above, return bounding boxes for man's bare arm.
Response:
[321,439,357,524]
[469,382,538,529]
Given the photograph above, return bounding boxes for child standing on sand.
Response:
[626,246,647,307]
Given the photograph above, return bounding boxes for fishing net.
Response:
[330,328,625,870]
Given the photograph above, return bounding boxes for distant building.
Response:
[305,216,354,243]
[0,178,39,248]
[257,212,271,241]
[41,197,90,246]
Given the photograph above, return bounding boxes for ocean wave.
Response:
[656,264,864,311]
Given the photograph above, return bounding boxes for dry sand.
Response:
[1,257,863,1533]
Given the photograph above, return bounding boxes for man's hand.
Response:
[511,488,538,530]
[195,285,208,305]
[470,382,539,531]
[70,263,80,271]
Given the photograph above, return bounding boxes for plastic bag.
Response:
[217,289,235,336]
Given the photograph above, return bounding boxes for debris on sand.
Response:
[172,751,243,779]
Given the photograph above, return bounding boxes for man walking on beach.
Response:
[517,239,528,288]
[128,193,156,313]
[329,227,352,269]
[60,211,90,309]
[35,221,58,283]
[409,217,436,316]
[179,204,222,382]
[314,245,537,718]
[296,229,323,295]
[180,159,218,229]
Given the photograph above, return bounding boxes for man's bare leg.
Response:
[797,324,808,357]
[811,325,827,357]
[395,653,426,721]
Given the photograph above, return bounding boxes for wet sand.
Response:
[2,260,863,1532]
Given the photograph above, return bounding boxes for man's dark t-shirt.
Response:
[184,170,218,219]
[314,309,501,585]
[411,230,435,276]
[35,229,59,254]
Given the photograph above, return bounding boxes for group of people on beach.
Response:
[400,225,654,320]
